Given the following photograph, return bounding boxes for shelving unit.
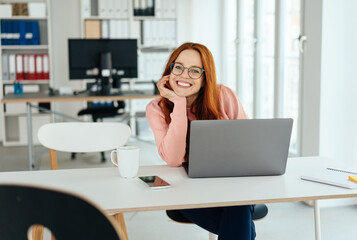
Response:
[79,0,177,136]
[80,0,177,81]
[0,0,53,146]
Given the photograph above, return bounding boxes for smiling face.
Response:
[169,49,205,107]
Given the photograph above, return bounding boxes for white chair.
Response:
[37,122,131,170]
[37,122,131,240]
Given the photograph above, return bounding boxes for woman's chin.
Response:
[174,92,188,98]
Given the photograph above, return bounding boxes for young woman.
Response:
[146,42,256,239]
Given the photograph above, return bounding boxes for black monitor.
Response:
[68,39,138,95]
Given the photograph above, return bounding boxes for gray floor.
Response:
[1,137,357,240]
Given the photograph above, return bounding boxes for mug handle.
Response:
[110,150,118,166]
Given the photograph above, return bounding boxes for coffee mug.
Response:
[111,146,140,178]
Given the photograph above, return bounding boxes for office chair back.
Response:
[37,122,131,169]
[78,100,126,122]
[0,184,122,240]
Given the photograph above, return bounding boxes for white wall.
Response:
[319,0,357,166]
[50,0,84,119]
[316,0,357,207]
[176,0,222,83]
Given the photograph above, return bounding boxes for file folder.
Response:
[13,21,21,45]
[25,21,33,45]
[15,54,24,80]
[19,21,27,45]
[1,20,7,45]
[35,54,44,79]
[85,20,101,39]
[28,54,36,79]
[9,54,16,80]
[23,54,29,79]
[43,54,49,79]
[2,54,9,80]
[31,21,40,45]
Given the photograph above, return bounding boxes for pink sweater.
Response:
[146,84,247,167]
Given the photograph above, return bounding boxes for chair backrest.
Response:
[0,184,122,240]
[38,122,131,153]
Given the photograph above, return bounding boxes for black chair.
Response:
[0,184,123,240]
[74,100,126,162]
[166,204,268,238]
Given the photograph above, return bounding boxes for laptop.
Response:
[185,118,293,178]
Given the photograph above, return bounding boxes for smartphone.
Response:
[139,176,171,189]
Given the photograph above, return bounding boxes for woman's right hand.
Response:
[157,75,178,100]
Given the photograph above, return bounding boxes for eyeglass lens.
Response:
[171,63,203,79]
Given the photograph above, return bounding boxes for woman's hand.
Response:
[157,75,178,100]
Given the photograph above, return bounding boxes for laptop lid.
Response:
[187,118,293,178]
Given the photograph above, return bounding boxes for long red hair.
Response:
[159,42,221,124]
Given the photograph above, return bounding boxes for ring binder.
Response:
[301,166,357,189]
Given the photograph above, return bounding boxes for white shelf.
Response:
[0,16,48,20]
[2,80,50,85]
[83,16,128,20]
[0,0,53,147]
[1,45,49,50]
[133,16,176,21]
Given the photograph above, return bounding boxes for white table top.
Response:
[1,156,356,214]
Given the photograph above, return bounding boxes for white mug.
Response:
[111,146,140,178]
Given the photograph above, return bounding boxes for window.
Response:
[226,0,303,155]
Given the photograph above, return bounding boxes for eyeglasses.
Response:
[170,62,205,79]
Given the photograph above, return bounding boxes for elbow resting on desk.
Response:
[158,148,185,167]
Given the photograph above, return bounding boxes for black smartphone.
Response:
[139,176,171,189]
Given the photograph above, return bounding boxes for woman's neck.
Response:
[186,94,198,108]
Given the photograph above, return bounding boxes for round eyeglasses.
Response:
[170,62,205,79]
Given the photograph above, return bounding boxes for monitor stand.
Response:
[99,78,111,96]
[89,78,123,96]
[89,78,146,96]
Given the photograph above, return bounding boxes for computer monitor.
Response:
[68,39,138,95]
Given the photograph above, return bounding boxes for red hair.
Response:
[159,42,221,124]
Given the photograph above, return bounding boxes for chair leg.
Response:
[112,212,129,240]
[101,152,106,162]
[209,232,218,240]
[49,149,58,170]
[32,224,44,240]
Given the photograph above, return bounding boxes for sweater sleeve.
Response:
[146,96,188,167]
[219,85,248,120]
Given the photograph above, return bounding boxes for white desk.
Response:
[0,156,356,239]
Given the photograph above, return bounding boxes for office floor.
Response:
[1,137,357,240]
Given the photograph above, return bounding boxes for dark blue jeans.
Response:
[180,205,256,240]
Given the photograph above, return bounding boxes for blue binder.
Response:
[19,21,27,45]
[8,21,15,45]
[25,21,33,45]
[0,21,6,45]
[31,21,40,45]
[13,21,20,45]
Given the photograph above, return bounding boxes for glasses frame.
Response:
[170,62,205,79]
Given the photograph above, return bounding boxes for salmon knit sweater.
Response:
[146,84,247,167]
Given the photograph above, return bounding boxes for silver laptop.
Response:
[185,118,293,178]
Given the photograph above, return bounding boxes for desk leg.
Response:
[314,200,321,240]
[112,213,129,240]
[26,103,35,170]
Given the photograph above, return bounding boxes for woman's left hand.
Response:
[157,75,178,100]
